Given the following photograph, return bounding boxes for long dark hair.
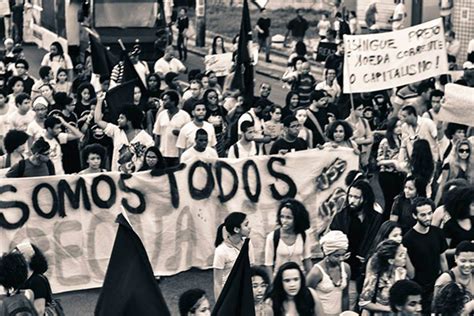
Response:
[76,83,97,105]
[211,36,225,54]
[369,239,400,275]
[214,212,247,247]
[368,220,401,259]
[385,117,401,149]
[266,262,314,316]
[276,198,310,235]
[139,146,165,171]
[434,282,467,315]
[50,41,65,61]
[410,139,434,186]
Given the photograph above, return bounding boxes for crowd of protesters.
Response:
[0,1,474,314]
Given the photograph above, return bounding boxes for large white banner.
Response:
[438,83,474,126]
[343,18,449,93]
[0,149,358,293]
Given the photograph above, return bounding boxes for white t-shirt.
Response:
[153,109,191,158]
[176,121,217,150]
[392,3,406,30]
[7,110,35,132]
[41,131,69,175]
[227,141,259,159]
[180,146,218,164]
[103,123,154,171]
[237,109,264,138]
[26,120,45,141]
[213,240,255,287]
[264,231,311,273]
[0,103,17,136]
[40,53,74,80]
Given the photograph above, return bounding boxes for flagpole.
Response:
[342,35,355,111]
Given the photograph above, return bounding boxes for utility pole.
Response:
[195,0,206,47]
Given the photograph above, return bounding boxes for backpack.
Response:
[0,291,38,316]
[272,228,306,266]
[16,159,55,177]
[232,142,260,158]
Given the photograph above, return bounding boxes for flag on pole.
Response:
[212,238,255,316]
[95,213,171,316]
[89,33,118,77]
[230,0,254,107]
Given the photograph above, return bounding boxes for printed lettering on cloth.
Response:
[0,148,358,293]
[343,18,449,93]
[438,83,474,126]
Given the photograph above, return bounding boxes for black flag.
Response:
[230,0,254,107]
[95,213,171,316]
[212,239,255,316]
[89,34,118,77]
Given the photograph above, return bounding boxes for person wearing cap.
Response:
[307,230,350,316]
[6,137,55,177]
[0,129,28,168]
[129,43,150,87]
[305,90,332,147]
[153,45,186,79]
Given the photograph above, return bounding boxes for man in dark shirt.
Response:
[6,138,55,178]
[14,59,35,95]
[256,9,272,62]
[305,90,332,147]
[284,9,309,46]
[325,41,345,87]
[270,114,307,155]
[330,180,383,310]
[403,197,448,315]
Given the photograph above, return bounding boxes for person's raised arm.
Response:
[94,96,109,130]
[56,115,83,141]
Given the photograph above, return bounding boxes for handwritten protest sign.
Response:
[315,42,338,62]
[438,83,474,126]
[343,18,449,93]
[204,53,233,77]
[0,149,358,293]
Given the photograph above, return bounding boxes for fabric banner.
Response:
[343,18,449,93]
[438,83,474,126]
[204,53,233,77]
[94,0,157,28]
[0,148,358,293]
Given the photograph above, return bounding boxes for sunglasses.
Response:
[458,149,470,154]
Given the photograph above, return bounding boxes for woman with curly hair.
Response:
[432,178,469,227]
[442,186,474,265]
[359,240,408,315]
[14,242,52,316]
[75,83,97,117]
[264,262,325,316]
[377,117,404,217]
[434,282,472,315]
[178,288,211,316]
[264,198,311,277]
[323,120,358,150]
[0,252,37,315]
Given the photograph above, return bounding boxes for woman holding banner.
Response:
[213,212,254,300]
